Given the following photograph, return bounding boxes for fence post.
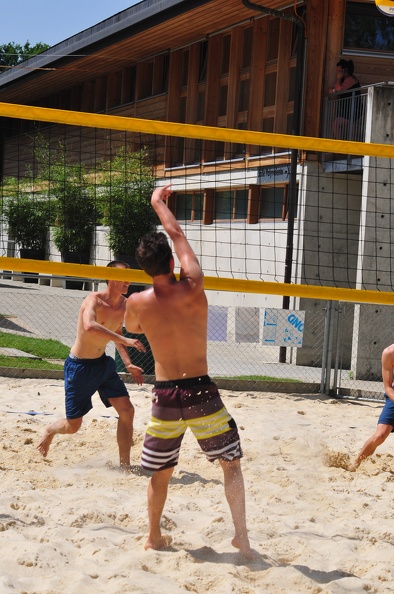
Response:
[332,302,343,394]
[320,300,336,394]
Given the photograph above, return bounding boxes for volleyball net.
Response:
[0,101,393,395]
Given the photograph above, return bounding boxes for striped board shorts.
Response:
[141,375,243,471]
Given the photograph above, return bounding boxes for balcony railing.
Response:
[323,85,368,143]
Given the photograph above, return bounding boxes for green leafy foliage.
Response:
[1,135,157,262]
[3,177,51,251]
[51,169,97,255]
[100,148,157,260]
[0,41,50,68]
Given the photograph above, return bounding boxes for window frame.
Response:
[173,191,204,222]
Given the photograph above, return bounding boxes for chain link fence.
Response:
[0,276,386,400]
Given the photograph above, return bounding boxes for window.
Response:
[136,55,169,101]
[198,41,208,83]
[153,54,169,95]
[197,90,205,122]
[262,117,274,133]
[123,66,136,104]
[215,189,248,220]
[259,186,287,219]
[107,71,122,108]
[266,18,280,61]
[181,50,189,86]
[175,193,203,221]
[94,78,107,112]
[137,61,154,99]
[220,35,231,75]
[264,72,277,107]
[231,121,247,158]
[260,14,298,142]
[238,79,250,112]
[218,85,228,116]
[241,26,253,69]
[344,2,394,53]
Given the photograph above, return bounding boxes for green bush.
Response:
[3,178,50,251]
[100,148,157,260]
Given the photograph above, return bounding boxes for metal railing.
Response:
[323,85,369,142]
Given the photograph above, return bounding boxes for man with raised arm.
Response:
[125,185,254,558]
[37,260,145,469]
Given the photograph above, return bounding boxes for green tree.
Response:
[3,177,51,252]
[34,139,97,257]
[99,147,157,263]
[0,41,50,69]
[52,167,97,257]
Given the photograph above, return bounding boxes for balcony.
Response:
[322,84,369,173]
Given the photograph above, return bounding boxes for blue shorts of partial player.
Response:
[141,375,243,472]
[64,353,129,419]
[378,394,394,432]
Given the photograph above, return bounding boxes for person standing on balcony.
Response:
[36,260,146,469]
[329,59,361,139]
[124,185,254,559]
[350,343,394,471]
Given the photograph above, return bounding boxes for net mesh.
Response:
[0,102,393,394]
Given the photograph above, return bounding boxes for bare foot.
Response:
[348,460,360,472]
[128,465,152,477]
[119,463,132,473]
[144,534,172,551]
[231,536,258,560]
[36,428,55,457]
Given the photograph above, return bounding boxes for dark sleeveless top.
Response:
[337,80,362,120]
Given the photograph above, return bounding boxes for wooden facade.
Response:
[1,1,393,148]
[1,0,394,209]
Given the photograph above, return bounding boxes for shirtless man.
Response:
[37,260,145,468]
[351,343,394,470]
[124,185,254,558]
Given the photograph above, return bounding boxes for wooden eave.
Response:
[0,0,303,105]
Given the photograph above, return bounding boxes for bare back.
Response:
[127,277,208,381]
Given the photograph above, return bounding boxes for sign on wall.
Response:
[257,164,290,184]
[262,309,305,347]
[375,0,394,16]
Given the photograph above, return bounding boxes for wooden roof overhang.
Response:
[0,0,303,105]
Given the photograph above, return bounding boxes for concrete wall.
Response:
[351,86,394,378]
[300,161,362,287]
[296,86,394,377]
[295,160,362,368]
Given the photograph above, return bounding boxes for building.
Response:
[1,0,394,378]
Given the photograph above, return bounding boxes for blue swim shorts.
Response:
[64,353,129,419]
[141,375,243,471]
[377,395,394,432]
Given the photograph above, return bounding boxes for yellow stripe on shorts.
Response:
[146,417,187,439]
[188,407,232,440]
[145,407,232,441]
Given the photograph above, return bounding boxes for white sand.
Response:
[1,377,394,593]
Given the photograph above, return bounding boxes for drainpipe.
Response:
[242,0,306,363]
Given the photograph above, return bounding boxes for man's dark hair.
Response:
[105,260,130,284]
[107,260,130,269]
[135,232,173,277]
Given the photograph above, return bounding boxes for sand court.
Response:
[1,376,394,593]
